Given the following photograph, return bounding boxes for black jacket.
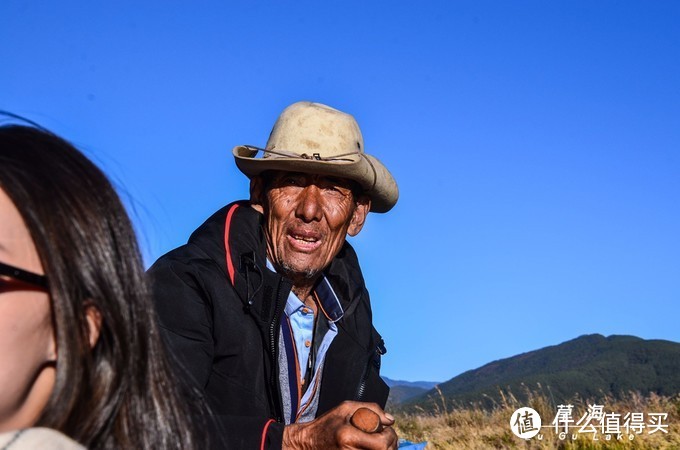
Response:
[148,202,389,450]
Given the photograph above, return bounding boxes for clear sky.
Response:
[2,1,679,383]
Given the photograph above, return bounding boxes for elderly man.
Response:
[149,102,399,449]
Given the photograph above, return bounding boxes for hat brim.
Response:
[233,145,398,213]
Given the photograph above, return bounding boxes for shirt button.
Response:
[304,340,311,348]
[302,308,311,314]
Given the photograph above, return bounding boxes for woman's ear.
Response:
[47,329,57,362]
[84,304,103,349]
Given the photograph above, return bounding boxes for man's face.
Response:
[257,171,370,282]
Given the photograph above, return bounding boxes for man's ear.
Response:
[249,176,265,214]
[84,304,103,349]
[348,195,371,237]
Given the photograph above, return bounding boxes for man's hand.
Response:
[282,401,398,450]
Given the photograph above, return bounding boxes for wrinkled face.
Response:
[258,171,370,283]
[0,187,55,431]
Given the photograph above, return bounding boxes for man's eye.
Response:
[282,177,302,186]
[322,185,348,197]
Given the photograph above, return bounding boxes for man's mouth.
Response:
[287,231,322,251]
[293,234,317,242]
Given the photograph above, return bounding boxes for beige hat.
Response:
[233,101,398,213]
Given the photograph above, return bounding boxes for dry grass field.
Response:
[393,386,680,449]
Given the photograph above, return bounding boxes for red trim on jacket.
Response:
[260,419,276,450]
[224,203,240,286]
[285,317,303,412]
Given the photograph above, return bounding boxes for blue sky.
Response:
[2,1,679,382]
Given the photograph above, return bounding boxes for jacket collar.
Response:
[188,201,367,320]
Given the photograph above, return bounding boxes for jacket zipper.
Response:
[267,278,287,422]
[355,336,386,401]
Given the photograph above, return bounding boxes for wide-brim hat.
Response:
[233,101,398,213]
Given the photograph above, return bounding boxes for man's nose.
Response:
[295,185,323,222]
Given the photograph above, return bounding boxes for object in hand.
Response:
[350,407,381,433]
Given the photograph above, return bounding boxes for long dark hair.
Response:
[0,121,199,449]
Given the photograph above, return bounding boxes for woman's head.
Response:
[0,122,196,448]
[0,187,55,431]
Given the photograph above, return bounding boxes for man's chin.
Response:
[279,261,321,280]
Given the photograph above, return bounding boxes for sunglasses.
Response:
[0,261,49,293]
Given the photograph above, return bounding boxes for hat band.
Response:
[243,145,360,163]
[241,145,379,194]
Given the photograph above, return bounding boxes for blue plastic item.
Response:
[398,438,427,449]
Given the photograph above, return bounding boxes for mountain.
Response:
[382,377,440,408]
[382,377,439,390]
[400,334,680,413]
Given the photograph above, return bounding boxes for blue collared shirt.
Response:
[267,260,344,422]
